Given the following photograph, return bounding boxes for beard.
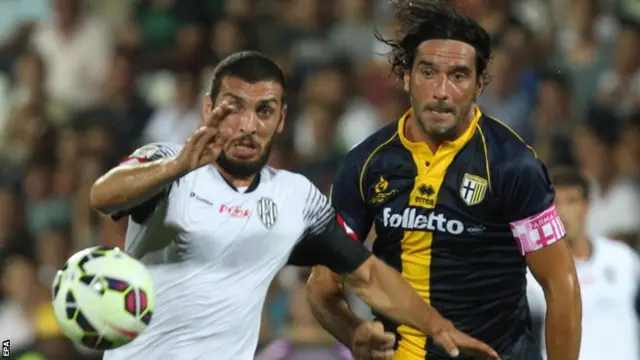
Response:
[216,137,274,179]
[418,100,474,142]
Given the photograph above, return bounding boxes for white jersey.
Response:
[103,143,369,360]
[527,237,640,360]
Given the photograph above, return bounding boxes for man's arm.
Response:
[526,242,581,360]
[307,266,362,346]
[291,179,498,359]
[502,153,581,360]
[90,143,184,216]
[304,150,373,345]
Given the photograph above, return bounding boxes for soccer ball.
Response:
[51,246,155,350]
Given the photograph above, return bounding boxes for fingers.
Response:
[369,325,395,348]
[371,348,394,360]
[190,126,217,169]
[435,332,460,358]
[453,332,500,360]
[204,100,235,127]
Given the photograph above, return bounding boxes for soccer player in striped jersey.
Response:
[89,51,499,360]
[306,2,581,360]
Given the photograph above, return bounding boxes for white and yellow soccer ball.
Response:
[51,246,155,350]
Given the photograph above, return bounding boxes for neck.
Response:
[216,166,256,188]
[570,234,592,261]
[406,106,476,152]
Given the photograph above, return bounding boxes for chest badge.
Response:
[460,173,488,206]
[369,176,399,204]
[257,197,278,229]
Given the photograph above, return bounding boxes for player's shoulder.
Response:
[478,113,537,164]
[478,112,541,179]
[131,142,183,158]
[341,121,400,170]
[264,167,318,194]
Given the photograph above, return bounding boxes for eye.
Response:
[451,72,468,81]
[257,106,274,117]
[421,68,435,77]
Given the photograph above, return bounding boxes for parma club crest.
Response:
[460,173,488,206]
[256,197,278,229]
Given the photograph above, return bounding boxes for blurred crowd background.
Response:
[0,0,639,359]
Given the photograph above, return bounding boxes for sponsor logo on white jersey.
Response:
[382,207,464,234]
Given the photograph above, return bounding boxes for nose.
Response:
[238,111,258,134]
[432,74,450,101]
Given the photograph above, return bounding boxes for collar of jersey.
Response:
[397,104,482,156]
[207,165,262,193]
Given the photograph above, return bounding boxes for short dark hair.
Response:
[209,51,287,102]
[539,68,572,93]
[584,106,620,148]
[375,0,492,84]
[549,167,590,200]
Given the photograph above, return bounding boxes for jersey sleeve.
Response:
[287,177,372,274]
[329,153,373,242]
[501,152,566,255]
[111,143,182,222]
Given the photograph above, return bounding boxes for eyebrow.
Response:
[257,97,278,106]
[222,93,279,106]
[416,60,472,73]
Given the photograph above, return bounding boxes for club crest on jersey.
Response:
[460,173,488,206]
[256,197,278,229]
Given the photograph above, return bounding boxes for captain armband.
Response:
[509,204,566,255]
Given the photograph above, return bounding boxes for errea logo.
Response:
[382,207,464,234]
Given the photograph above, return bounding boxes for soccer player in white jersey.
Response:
[89,51,500,360]
[527,167,640,360]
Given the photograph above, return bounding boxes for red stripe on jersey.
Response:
[336,213,359,241]
[119,156,149,165]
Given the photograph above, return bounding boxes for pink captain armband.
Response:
[509,204,566,255]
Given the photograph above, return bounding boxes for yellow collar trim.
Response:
[397,105,482,155]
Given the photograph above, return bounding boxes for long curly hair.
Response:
[375,0,492,85]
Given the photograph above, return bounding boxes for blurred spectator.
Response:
[530,69,576,166]
[0,0,50,73]
[142,69,201,144]
[295,101,342,193]
[477,39,534,141]
[78,51,153,147]
[0,256,49,352]
[31,0,113,110]
[556,0,614,115]
[596,17,640,116]
[573,107,640,244]
[328,0,375,65]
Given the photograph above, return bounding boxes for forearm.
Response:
[544,288,582,360]
[344,258,440,336]
[90,158,182,214]
[307,284,362,346]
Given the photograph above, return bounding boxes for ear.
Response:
[277,105,287,134]
[201,94,213,125]
[475,74,485,98]
[403,72,410,92]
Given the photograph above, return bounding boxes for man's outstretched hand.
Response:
[429,317,501,360]
[350,319,501,360]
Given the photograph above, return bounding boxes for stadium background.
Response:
[0,0,639,359]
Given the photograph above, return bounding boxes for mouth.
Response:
[426,108,454,116]
[230,141,259,158]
